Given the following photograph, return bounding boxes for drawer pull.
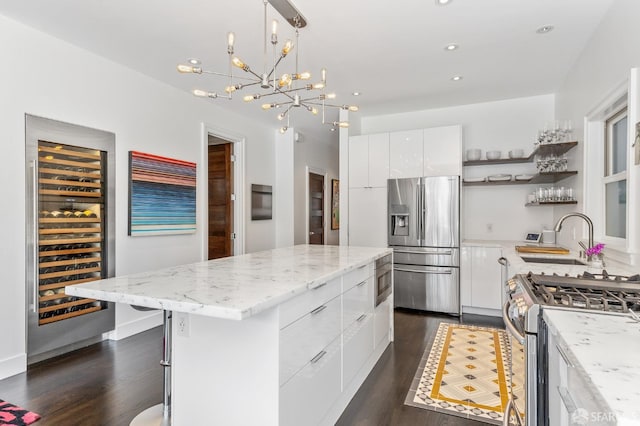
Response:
[395,249,453,256]
[311,282,327,290]
[556,344,574,368]
[310,350,327,364]
[357,314,366,322]
[310,305,327,315]
[357,280,367,287]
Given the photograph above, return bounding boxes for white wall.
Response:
[293,134,340,245]
[0,15,276,379]
[358,95,556,241]
[554,0,640,254]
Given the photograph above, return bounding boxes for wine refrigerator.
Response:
[25,115,115,362]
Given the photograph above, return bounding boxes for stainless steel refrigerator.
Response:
[388,176,460,314]
[25,114,115,363]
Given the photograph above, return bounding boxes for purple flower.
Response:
[586,243,605,257]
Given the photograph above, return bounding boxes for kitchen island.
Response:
[66,245,393,426]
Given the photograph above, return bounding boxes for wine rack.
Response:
[37,140,107,325]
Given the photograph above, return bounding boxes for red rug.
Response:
[0,400,40,425]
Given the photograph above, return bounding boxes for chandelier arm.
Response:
[267,55,288,79]
[201,71,257,82]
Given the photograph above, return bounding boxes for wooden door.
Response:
[308,173,324,245]
[208,143,233,259]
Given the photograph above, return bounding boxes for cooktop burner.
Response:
[523,270,640,313]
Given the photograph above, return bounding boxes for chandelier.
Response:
[176,0,357,133]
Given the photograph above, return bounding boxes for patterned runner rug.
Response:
[405,322,521,425]
[0,399,40,426]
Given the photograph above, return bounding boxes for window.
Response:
[603,107,627,239]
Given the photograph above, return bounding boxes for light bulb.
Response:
[277,112,286,121]
[296,71,311,80]
[177,64,194,73]
[272,20,278,35]
[232,57,246,70]
[262,103,273,110]
[243,95,255,102]
[312,82,325,90]
[280,126,288,134]
[349,105,359,112]
[334,121,349,128]
[321,68,327,82]
[193,89,208,97]
[225,85,237,93]
[227,32,235,47]
[326,93,337,99]
[281,40,293,56]
[311,107,319,115]
[279,73,292,87]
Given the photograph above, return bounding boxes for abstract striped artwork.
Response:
[128,151,197,236]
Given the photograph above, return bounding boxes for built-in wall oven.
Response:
[375,254,393,306]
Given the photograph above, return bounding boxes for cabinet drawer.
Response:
[279,276,341,329]
[374,297,392,350]
[343,313,374,389]
[342,263,373,292]
[280,295,341,385]
[342,276,373,330]
[280,336,342,426]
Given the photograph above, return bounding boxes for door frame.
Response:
[305,166,329,244]
[201,123,245,259]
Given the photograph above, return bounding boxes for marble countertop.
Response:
[66,245,391,320]
[463,239,639,276]
[543,309,640,425]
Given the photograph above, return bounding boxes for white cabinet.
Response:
[374,297,392,350]
[348,133,389,188]
[280,336,342,426]
[460,246,502,315]
[389,129,423,178]
[423,125,462,176]
[348,187,387,247]
[279,260,390,426]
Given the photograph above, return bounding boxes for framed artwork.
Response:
[331,179,340,230]
[128,151,197,236]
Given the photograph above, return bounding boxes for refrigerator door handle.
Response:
[421,178,426,241]
[30,160,38,313]
[416,182,421,245]
[394,249,453,256]
[394,267,453,275]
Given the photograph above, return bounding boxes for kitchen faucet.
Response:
[553,212,594,259]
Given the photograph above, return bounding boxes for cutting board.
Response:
[515,245,570,255]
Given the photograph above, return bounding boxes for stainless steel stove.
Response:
[502,270,640,426]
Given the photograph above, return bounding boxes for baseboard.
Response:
[320,338,391,426]
[0,353,27,380]
[461,305,501,317]
[106,310,162,341]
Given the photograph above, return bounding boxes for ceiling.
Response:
[0,0,615,143]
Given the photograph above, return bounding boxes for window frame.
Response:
[602,106,628,245]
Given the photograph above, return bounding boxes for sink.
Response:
[520,256,587,265]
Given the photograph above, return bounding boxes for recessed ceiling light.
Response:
[188,58,201,65]
[451,75,463,81]
[536,25,554,34]
[436,0,452,5]
[445,43,459,51]
[352,91,361,96]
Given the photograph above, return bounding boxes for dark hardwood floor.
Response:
[336,309,504,426]
[0,310,503,426]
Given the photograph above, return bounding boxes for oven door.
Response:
[502,299,529,426]
[375,261,393,306]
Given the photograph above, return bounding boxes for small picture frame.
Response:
[331,179,339,230]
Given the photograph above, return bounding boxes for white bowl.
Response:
[486,151,501,160]
[466,149,481,161]
[509,149,525,159]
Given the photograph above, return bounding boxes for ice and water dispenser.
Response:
[390,205,409,236]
